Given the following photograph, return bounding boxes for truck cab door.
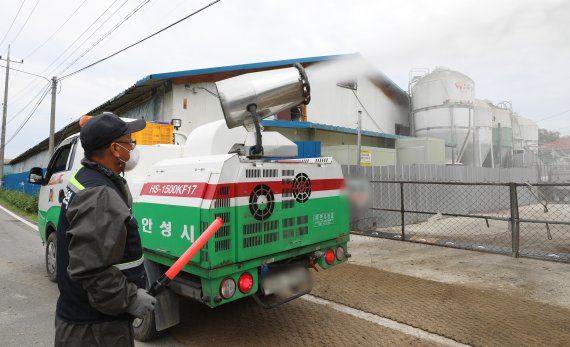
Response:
[37,136,79,241]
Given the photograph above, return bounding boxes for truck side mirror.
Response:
[28,167,44,185]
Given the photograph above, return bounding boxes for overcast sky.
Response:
[0,0,569,158]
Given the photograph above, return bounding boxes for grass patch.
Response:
[0,189,39,223]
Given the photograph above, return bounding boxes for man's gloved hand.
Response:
[126,288,156,318]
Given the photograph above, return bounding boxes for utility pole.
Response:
[0,45,23,186]
[48,77,57,158]
[356,110,362,166]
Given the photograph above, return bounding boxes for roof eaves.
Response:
[261,120,402,139]
[9,53,369,164]
[142,53,360,82]
[9,119,81,165]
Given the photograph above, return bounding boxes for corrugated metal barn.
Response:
[10,53,409,174]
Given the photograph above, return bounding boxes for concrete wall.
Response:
[396,137,446,165]
[322,145,396,166]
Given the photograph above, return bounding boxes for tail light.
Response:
[219,277,236,299]
[335,246,346,261]
[325,249,335,265]
[238,272,254,293]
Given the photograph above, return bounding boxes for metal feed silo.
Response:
[512,115,538,150]
[490,103,513,167]
[472,99,494,167]
[411,68,475,165]
[511,115,524,153]
[512,115,539,166]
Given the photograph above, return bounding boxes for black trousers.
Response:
[55,316,134,347]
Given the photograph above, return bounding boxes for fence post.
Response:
[400,182,405,240]
[509,183,520,258]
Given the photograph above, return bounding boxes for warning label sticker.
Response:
[313,212,335,227]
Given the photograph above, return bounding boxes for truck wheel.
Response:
[45,232,57,283]
[133,309,160,342]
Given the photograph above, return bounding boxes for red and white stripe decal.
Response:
[140,179,344,199]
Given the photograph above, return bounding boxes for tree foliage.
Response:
[539,128,561,145]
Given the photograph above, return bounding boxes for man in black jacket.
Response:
[55,112,156,346]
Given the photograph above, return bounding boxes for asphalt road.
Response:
[0,207,59,346]
[0,207,183,347]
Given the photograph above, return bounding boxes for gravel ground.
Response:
[348,235,570,309]
[170,294,439,347]
[312,263,570,346]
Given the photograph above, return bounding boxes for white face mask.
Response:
[116,144,140,171]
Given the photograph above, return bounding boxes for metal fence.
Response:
[2,171,41,196]
[344,165,570,263]
[342,164,540,184]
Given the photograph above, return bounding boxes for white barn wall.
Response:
[354,77,407,134]
[306,61,407,134]
[170,82,225,137]
[306,65,358,128]
[12,150,49,173]
[163,88,173,122]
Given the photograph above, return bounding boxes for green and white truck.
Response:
[29,65,350,340]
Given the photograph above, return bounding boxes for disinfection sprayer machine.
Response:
[31,64,349,341]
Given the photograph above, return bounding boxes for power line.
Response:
[57,0,152,77]
[44,0,129,74]
[35,0,122,75]
[8,65,53,103]
[7,80,51,125]
[535,108,570,123]
[23,0,90,60]
[8,0,122,101]
[2,82,51,149]
[4,0,221,150]
[9,0,41,45]
[49,0,133,77]
[4,78,47,107]
[0,63,49,107]
[0,1,27,50]
[54,116,79,149]
[0,64,49,81]
[59,0,222,80]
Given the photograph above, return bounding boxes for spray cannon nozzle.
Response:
[294,63,311,105]
[215,64,310,158]
[215,63,311,131]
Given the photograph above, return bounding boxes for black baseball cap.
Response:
[80,112,146,151]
